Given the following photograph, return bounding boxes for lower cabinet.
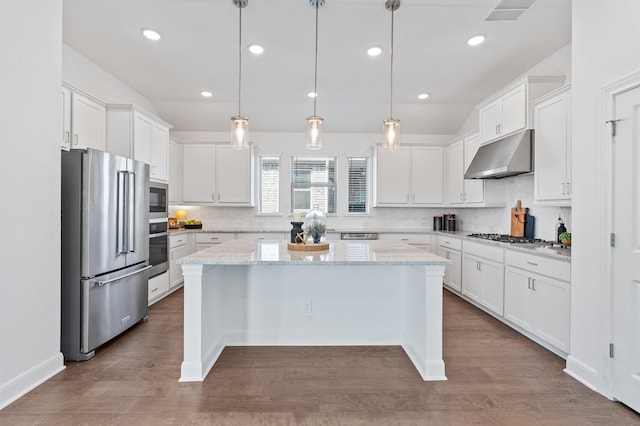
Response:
[148,271,170,305]
[195,232,235,251]
[504,251,571,354]
[169,234,190,289]
[461,241,504,316]
[438,235,462,292]
[379,233,432,252]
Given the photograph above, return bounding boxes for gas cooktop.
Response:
[467,233,547,244]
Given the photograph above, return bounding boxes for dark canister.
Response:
[447,216,457,232]
[290,221,304,243]
[442,213,450,230]
[433,215,443,231]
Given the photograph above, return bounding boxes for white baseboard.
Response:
[564,355,599,392]
[0,353,65,410]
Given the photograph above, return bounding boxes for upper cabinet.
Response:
[375,145,444,207]
[168,138,181,204]
[532,85,572,205]
[61,83,106,151]
[446,133,504,207]
[478,76,565,146]
[182,143,254,206]
[105,104,172,182]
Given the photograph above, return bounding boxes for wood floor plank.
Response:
[1,288,638,425]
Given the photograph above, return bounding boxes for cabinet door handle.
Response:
[527,277,531,289]
[73,134,78,146]
[531,278,536,291]
[566,182,571,195]
[64,131,70,143]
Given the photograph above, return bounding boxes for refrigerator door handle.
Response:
[127,171,136,253]
[95,265,153,287]
[117,171,128,254]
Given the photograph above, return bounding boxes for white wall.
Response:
[62,44,159,114]
[567,0,640,395]
[171,131,455,231]
[0,1,65,409]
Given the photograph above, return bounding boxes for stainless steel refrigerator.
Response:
[61,148,151,361]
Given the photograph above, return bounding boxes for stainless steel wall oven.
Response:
[149,220,169,277]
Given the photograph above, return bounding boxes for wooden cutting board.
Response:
[510,200,526,237]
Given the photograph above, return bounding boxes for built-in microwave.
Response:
[149,181,168,220]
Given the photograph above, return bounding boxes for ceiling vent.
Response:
[485,0,536,21]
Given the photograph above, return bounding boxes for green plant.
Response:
[305,222,326,239]
[559,232,571,241]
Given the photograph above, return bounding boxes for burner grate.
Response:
[468,233,546,244]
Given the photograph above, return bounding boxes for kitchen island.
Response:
[177,239,449,382]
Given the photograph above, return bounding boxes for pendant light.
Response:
[383,0,401,151]
[231,0,249,149]
[306,0,324,150]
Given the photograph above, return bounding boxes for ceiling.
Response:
[62,0,571,135]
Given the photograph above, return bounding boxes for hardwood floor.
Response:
[2,288,639,425]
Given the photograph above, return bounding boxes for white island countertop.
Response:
[177,239,449,383]
[178,239,449,266]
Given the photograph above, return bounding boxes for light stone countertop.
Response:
[169,228,571,261]
[177,239,450,266]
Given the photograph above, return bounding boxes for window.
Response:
[348,157,368,213]
[259,156,280,214]
[291,156,336,214]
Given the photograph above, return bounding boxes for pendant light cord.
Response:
[389,6,395,119]
[238,4,243,117]
[313,1,319,116]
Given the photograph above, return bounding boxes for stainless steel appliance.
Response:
[468,233,545,244]
[61,148,151,361]
[464,130,534,179]
[340,232,379,240]
[149,220,169,277]
[149,181,168,219]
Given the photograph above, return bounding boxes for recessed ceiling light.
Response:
[141,28,161,41]
[307,91,318,98]
[367,46,383,56]
[467,34,486,46]
[417,93,430,100]
[248,44,264,55]
[200,91,213,98]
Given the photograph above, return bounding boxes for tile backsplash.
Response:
[171,174,571,242]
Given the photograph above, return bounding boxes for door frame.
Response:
[601,70,640,400]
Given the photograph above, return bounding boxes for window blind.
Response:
[348,157,368,213]
[259,156,280,214]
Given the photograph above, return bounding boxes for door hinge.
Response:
[609,343,614,358]
[606,119,622,137]
[610,233,616,247]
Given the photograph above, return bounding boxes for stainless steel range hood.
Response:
[464,130,534,179]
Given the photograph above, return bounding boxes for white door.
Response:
[412,146,443,204]
[612,84,640,412]
[447,141,464,204]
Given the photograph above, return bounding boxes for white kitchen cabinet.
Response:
[446,133,503,207]
[169,234,190,289]
[148,271,170,305]
[478,76,565,146]
[504,250,570,355]
[379,233,431,251]
[106,104,172,182]
[182,144,254,206]
[438,235,462,292]
[462,240,504,316]
[61,83,106,151]
[236,232,286,241]
[168,138,181,203]
[533,85,572,205]
[195,232,235,251]
[375,145,443,206]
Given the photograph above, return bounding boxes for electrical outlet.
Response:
[303,299,312,314]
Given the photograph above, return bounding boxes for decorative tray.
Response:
[183,224,203,229]
[287,242,330,251]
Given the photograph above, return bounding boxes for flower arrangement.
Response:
[305,222,326,243]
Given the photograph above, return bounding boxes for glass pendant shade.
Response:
[306,115,323,150]
[383,118,400,151]
[231,116,248,149]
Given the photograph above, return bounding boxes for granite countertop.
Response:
[169,228,571,261]
[177,239,450,266]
